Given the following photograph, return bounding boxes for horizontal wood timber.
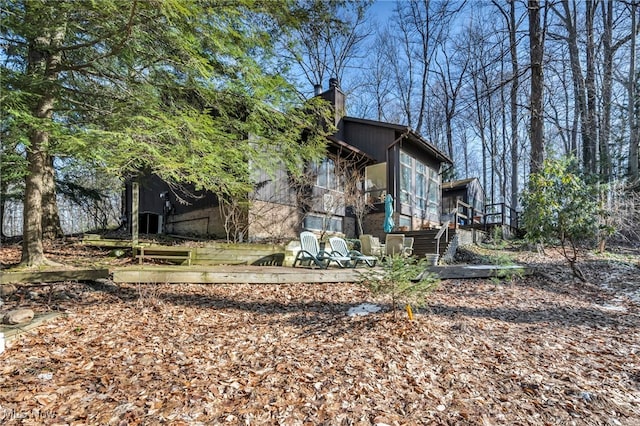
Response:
[136,246,193,265]
[1,269,110,285]
[112,265,365,284]
[1,312,64,342]
[425,265,531,279]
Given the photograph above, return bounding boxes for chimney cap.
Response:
[313,83,322,96]
[329,78,339,89]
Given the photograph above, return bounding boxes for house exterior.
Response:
[339,116,453,238]
[125,79,452,242]
[320,79,452,239]
[441,177,485,225]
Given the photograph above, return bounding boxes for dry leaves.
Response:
[0,242,639,425]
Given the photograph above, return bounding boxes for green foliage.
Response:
[0,141,26,200]
[521,156,600,245]
[346,238,361,252]
[1,0,332,197]
[0,105,28,201]
[485,253,525,284]
[521,156,600,280]
[361,255,439,319]
[481,226,508,250]
[2,0,334,259]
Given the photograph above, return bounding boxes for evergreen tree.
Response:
[1,0,332,266]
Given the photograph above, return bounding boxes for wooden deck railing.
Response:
[447,201,519,233]
[484,203,519,231]
[434,220,450,255]
[449,200,484,229]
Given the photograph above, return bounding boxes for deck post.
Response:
[132,182,139,249]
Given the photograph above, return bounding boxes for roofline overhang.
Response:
[385,128,453,165]
[343,116,453,165]
[326,135,376,165]
[407,130,454,165]
[442,177,479,190]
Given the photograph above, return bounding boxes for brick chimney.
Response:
[319,78,345,127]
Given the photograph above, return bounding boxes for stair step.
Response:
[387,229,458,257]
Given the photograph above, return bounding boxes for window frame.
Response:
[398,150,441,220]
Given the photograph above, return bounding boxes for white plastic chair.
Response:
[359,234,384,257]
[385,234,405,256]
[329,237,377,267]
[293,231,351,269]
[385,234,413,257]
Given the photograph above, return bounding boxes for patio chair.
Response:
[385,234,412,257]
[328,237,377,268]
[359,234,384,257]
[385,234,404,256]
[403,237,414,256]
[293,231,351,269]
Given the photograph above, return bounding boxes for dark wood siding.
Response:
[127,175,218,218]
[400,140,441,171]
[343,121,396,162]
[133,176,169,215]
[252,166,296,206]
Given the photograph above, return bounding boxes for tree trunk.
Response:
[629,1,639,182]
[555,0,590,171]
[0,177,6,239]
[0,202,5,240]
[20,8,65,266]
[42,155,64,240]
[508,0,519,209]
[473,72,488,202]
[599,0,613,182]
[584,0,598,176]
[22,125,49,266]
[529,0,545,174]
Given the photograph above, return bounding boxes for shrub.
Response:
[360,255,439,319]
[521,156,599,280]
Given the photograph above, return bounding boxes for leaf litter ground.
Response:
[0,241,639,425]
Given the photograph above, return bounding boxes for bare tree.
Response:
[218,197,249,243]
[285,0,372,95]
[627,0,639,183]
[544,43,579,157]
[466,21,492,200]
[433,40,469,172]
[388,0,464,134]
[493,0,523,208]
[550,0,599,174]
[529,0,545,174]
[341,163,373,236]
[604,181,640,244]
[358,28,395,121]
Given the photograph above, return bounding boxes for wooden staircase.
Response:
[389,229,457,258]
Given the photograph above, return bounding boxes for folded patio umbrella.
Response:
[383,194,395,233]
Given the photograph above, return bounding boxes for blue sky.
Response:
[369,0,396,25]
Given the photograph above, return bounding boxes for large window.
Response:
[400,152,412,205]
[427,168,439,217]
[303,214,343,233]
[399,150,440,220]
[364,163,387,203]
[415,162,427,211]
[311,158,343,191]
